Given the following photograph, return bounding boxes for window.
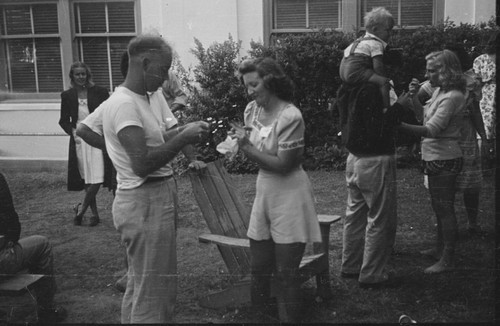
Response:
[272,0,342,32]
[0,4,63,92]
[0,1,137,96]
[74,1,136,91]
[360,0,434,28]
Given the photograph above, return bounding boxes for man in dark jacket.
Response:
[0,172,66,322]
[337,82,411,288]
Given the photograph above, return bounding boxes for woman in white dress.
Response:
[229,57,321,322]
[59,62,110,226]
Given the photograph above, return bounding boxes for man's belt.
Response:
[143,175,172,184]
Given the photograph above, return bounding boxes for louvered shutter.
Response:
[309,0,340,29]
[5,5,31,35]
[275,0,306,29]
[80,38,109,87]
[109,37,132,89]
[2,4,62,92]
[75,1,136,90]
[9,39,36,92]
[36,38,63,92]
[361,0,433,27]
[108,2,136,33]
[33,4,59,34]
[401,0,433,26]
[77,3,106,33]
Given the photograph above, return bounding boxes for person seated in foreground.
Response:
[0,172,67,323]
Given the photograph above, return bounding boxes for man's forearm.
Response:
[76,124,106,150]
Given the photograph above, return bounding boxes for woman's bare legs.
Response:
[76,183,101,226]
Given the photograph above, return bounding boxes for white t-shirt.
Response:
[101,86,175,190]
[81,88,177,136]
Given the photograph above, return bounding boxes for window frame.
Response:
[0,0,139,101]
[72,0,138,91]
[0,1,63,97]
[264,0,444,45]
[270,0,343,34]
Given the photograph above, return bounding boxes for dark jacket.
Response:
[337,82,406,156]
[0,173,21,246]
[59,85,110,191]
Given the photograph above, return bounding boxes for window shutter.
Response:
[5,5,32,35]
[275,0,306,29]
[401,0,433,26]
[109,37,132,89]
[33,4,59,34]
[108,2,135,33]
[77,2,106,33]
[9,39,36,92]
[309,0,340,29]
[36,38,63,92]
[80,38,109,88]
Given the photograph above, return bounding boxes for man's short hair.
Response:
[127,35,173,69]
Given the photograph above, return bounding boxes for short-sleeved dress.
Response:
[473,54,496,140]
[244,101,322,244]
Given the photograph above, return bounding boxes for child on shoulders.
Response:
[339,7,395,111]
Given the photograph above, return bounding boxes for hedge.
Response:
[176,18,498,174]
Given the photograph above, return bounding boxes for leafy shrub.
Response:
[185,19,498,172]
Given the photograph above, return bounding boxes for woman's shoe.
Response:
[89,215,100,227]
[73,203,82,226]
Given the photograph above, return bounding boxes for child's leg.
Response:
[368,74,391,109]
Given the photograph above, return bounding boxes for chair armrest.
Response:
[198,233,250,249]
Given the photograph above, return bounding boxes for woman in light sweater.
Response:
[399,50,466,274]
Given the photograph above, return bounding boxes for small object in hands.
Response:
[216,136,239,160]
[399,314,417,325]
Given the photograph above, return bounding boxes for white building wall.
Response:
[140,0,264,70]
[444,0,496,24]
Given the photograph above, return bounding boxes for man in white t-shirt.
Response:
[98,35,209,323]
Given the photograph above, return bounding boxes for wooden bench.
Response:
[0,270,43,323]
[189,160,341,320]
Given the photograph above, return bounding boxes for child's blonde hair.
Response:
[364,7,394,31]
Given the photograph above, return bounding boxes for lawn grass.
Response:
[3,166,496,324]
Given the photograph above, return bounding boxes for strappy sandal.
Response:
[73,203,82,226]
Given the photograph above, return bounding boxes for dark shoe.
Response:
[115,274,127,293]
[73,203,82,226]
[89,215,100,227]
[359,276,402,289]
[340,272,360,279]
[38,306,67,323]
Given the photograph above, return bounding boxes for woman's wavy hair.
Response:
[69,61,94,88]
[426,50,466,93]
[238,57,294,102]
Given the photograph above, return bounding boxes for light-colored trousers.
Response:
[113,178,178,324]
[341,153,397,284]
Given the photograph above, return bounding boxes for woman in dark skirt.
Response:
[59,62,110,226]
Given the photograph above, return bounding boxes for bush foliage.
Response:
[181,19,498,173]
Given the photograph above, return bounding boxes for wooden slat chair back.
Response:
[189,160,341,317]
[188,160,252,282]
